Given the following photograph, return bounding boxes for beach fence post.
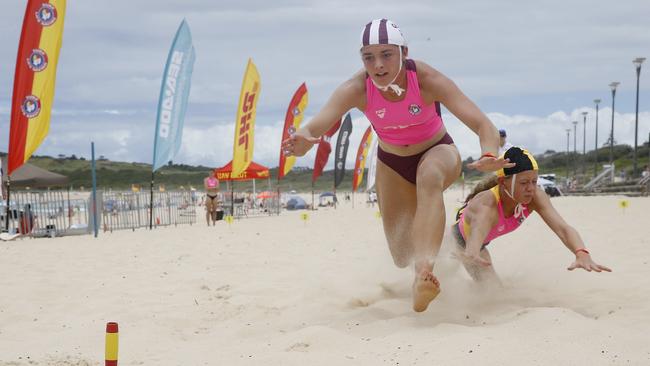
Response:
[311,181,315,211]
[230,183,234,218]
[3,177,10,233]
[149,171,154,230]
[461,171,465,199]
[91,142,98,238]
[105,322,118,366]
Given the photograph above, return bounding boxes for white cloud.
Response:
[446,108,650,160]
[171,107,650,170]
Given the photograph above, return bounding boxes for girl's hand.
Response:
[467,156,515,172]
[567,253,612,272]
[281,131,320,157]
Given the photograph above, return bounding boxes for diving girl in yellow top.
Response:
[454,146,611,282]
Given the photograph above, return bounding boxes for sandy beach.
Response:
[1,188,649,365]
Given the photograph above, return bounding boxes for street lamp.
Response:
[633,57,645,177]
[608,81,620,166]
[593,99,601,177]
[566,128,571,179]
[573,120,578,177]
[582,111,588,175]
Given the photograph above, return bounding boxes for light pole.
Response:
[593,99,601,177]
[573,120,578,177]
[566,128,571,180]
[633,57,645,177]
[582,111,588,175]
[608,81,620,166]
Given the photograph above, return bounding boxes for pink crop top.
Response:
[458,186,530,244]
[363,59,445,145]
[206,177,219,189]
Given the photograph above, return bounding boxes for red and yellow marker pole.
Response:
[105,322,118,366]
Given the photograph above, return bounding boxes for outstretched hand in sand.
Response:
[567,253,612,272]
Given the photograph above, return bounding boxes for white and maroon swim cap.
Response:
[360,19,406,49]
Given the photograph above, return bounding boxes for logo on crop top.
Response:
[408,104,422,116]
[375,108,386,119]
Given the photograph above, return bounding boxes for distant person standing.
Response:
[498,129,513,156]
[0,158,4,200]
[204,170,220,226]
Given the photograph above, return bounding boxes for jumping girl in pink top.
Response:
[454,147,611,283]
[282,19,512,312]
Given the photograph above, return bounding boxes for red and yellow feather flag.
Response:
[312,119,341,184]
[7,0,67,175]
[232,58,261,177]
[352,126,373,192]
[278,82,308,180]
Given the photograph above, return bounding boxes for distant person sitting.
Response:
[498,129,513,155]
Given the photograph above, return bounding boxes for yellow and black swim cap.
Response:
[496,147,538,177]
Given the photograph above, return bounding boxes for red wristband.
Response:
[480,152,496,159]
[575,248,590,255]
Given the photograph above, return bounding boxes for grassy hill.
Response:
[1,153,361,192]
[3,141,648,191]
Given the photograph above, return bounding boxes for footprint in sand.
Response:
[347,282,407,308]
[348,298,371,307]
[286,342,310,352]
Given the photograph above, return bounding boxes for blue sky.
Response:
[1,0,649,169]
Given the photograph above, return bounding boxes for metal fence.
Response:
[1,190,89,237]
[1,189,282,238]
[219,191,281,219]
[100,191,197,232]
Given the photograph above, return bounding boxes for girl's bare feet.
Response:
[412,269,440,312]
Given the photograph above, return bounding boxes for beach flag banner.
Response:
[366,136,378,191]
[333,113,353,189]
[352,126,373,192]
[312,119,341,183]
[232,58,261,177]
[278,83,308,180]
[152,20,195,171]
[7,0,67,175]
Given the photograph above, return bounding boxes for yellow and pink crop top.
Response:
[457,186,530,245]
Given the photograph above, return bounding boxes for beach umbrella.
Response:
[256,191,274,199]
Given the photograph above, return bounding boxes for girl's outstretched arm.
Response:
[534,188,612,272]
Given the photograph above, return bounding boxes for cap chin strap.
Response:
[502,173,526,218]
[371,50,405,96]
